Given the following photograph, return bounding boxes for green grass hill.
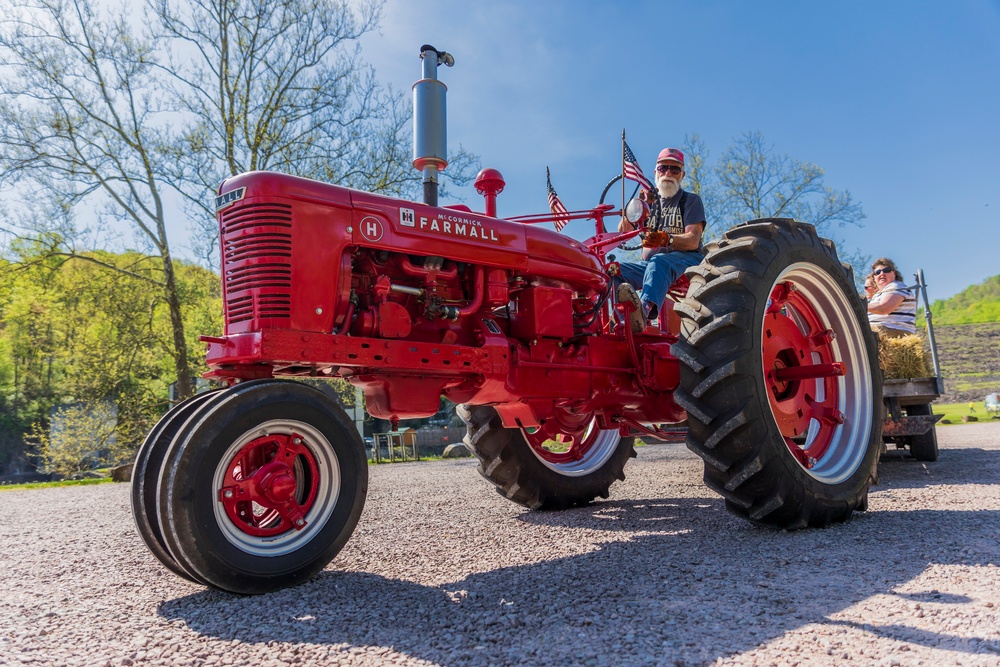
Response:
[914,274,1000,403]
[922,274,1000,325]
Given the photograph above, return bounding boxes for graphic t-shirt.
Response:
[643,189,707,261]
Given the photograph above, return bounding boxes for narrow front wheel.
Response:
[157,381,368,594]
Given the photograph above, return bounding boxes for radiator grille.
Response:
[221,202,293,325]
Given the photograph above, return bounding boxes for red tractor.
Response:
[131,47,882,594]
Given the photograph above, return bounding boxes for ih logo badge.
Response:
[399,207,415,227]
[359,216,384,243]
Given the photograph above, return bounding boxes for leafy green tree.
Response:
[0,247,220,472]
[31,402,118,478]
[0,0,478,398]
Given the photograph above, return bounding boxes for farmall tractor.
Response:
[132,46,882,594]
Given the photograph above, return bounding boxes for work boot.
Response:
[617,283,646,334]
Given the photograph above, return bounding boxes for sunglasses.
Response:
[872,267,894,276]
[656,164,683,175]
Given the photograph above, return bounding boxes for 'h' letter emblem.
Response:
[359,216,384,242]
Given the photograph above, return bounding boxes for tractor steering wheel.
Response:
[598,174,643,206]
[599,175,646,250]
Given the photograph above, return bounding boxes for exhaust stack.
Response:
[413,45,453,207]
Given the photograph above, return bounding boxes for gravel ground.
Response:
[2,422,1000,667]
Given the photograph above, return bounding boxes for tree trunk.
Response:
[161,249,193,400]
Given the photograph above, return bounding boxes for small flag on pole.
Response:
[546,167,570,232]
[623,140,653,193]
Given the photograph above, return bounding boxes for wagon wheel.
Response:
[673,218,882,528]
[156,380,368,594]
[458,404,636,510]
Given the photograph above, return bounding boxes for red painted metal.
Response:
[474,168,505,217]
[762,282,842,469]
[218,432,319,537]
[774,362,844,382]
[207,170,691,430]
[658,274,691,335]
[521,417,601,464]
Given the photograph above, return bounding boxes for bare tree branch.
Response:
[152,0,477,267]
[0,0,194,396]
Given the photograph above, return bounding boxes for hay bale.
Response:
[877,334,933,379]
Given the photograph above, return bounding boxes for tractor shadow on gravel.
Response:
[159,498,1000,665]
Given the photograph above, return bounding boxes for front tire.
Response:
[673,218,882,528]
[131,390,222,584]
[458,405,636,510]
[157,381,368,594]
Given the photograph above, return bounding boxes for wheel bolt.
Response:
[293,437,303,445]
[295,518,305,527]
[224,489,233,498]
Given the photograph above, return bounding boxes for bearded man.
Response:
[615,147,707,332]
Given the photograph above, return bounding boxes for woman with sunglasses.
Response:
[867,258,916,338]
[615,147,707,331]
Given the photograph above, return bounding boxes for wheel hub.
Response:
[261,467,298,504]
[522,412,596,464]
[763,282,845,469]
[518,409,623,476]
[218,432,319,537]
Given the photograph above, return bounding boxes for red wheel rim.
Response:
[217,432,320,537]
[763,282,846,470]
[522,423,600,465]
[518,411,622,475]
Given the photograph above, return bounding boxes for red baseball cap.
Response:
[657,148,685,166]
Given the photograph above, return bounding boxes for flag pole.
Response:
[621,129,626,218]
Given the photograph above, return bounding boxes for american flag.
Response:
[546,167,570,232]
[623,140,653,193]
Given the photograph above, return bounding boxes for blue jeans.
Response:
[617,251,703,311]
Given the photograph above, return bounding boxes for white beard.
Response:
[656,177,680,198]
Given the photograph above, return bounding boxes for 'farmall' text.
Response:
[419,215,500,242]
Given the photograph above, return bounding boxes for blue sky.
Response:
[360,0,1000,302]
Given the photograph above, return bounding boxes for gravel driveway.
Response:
[2,422,999,667]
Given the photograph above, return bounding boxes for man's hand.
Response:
[642,230,670,248]
[639,188,656,204]
[617,217,634,234]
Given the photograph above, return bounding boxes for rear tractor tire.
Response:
[673,218,882,529]
[458,404,636,510]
